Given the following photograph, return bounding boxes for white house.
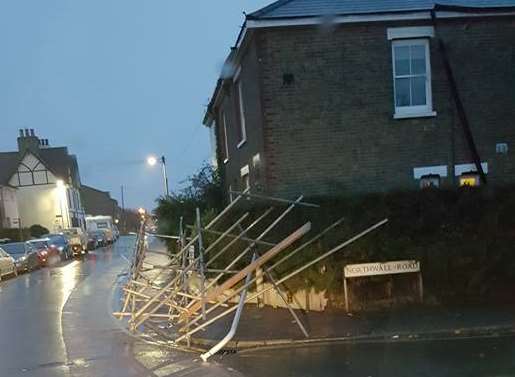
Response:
[0,129,86,232]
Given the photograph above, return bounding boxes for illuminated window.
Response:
[419,174,440,189]
[459,173,480,187]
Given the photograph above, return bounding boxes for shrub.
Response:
[29,224,50,238]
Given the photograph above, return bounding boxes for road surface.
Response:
[2,235,514,377]
[0,236,238,377]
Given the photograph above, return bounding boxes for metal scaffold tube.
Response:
[117,189,389,357]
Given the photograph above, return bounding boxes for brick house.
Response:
[80,185,120,220]
[203,0,515,200]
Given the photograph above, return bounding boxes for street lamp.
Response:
[138,207,146,222]
[147,155,169,197]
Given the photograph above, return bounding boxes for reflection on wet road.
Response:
[0,236,239,377]
[4,234,511,377]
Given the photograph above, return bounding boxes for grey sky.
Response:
[0,0,270,210]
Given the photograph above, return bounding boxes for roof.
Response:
[201,0,515,127]
[81,184,110,194]
[247,0,515,19]
[0,147,81,187]
[38,147,81,187]
[0,152,20,185]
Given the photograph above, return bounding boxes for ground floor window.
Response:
[419,174,440,189]
[240,165,250,192]
[459,173,480,187]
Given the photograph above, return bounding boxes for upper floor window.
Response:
[234,67,247,147]
[392,39,434,119]
[219,111,229,163]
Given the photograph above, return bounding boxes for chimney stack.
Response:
[17,128,40,153]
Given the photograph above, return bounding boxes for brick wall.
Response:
[215,16,515,199]
[214,38,267,199]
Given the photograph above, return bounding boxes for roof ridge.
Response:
[247,0,297,19]
[247,0,515,20]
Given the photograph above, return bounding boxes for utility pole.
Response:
[161,156,170,198]
[121,185,125,233]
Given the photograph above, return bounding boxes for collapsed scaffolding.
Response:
[115,191,388,360]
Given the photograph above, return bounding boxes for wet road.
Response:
[222,336,515,377]
[2,235,515,377]
[0,236,240,377]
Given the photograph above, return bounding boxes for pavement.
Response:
[187,302,515,351]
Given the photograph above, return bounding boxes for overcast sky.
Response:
[0,0,270,210]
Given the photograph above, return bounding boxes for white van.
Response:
[86,216,115,244]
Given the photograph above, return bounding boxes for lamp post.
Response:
[138,207,146,223]
[147,155,169,197]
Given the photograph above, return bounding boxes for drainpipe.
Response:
[431,8,487,184]
[200,253,257,362]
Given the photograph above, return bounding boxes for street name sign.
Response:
[344,260,420,278]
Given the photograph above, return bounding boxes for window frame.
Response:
[240,164,250,191]
[219,110,229,164]
[391,38,436,119]
[233,67,247,148]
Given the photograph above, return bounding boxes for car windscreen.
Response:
[0,242,27,256]
[47,236,66,245]
[28,241,48,250]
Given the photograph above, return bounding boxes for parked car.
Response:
[45,233,71,260]
[87,231,98,250]
[62,228,87,256]
[26,238,60,266]
[1,242,41,273]
[90,230,108,248]
[103,229,114,245]
[0,247,17,281]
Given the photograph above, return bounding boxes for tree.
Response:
[154,163,223,237]
[29,224,49,238]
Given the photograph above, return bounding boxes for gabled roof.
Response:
[38,147,81,187]
[0,147,81,187]
[248,0,515,20]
